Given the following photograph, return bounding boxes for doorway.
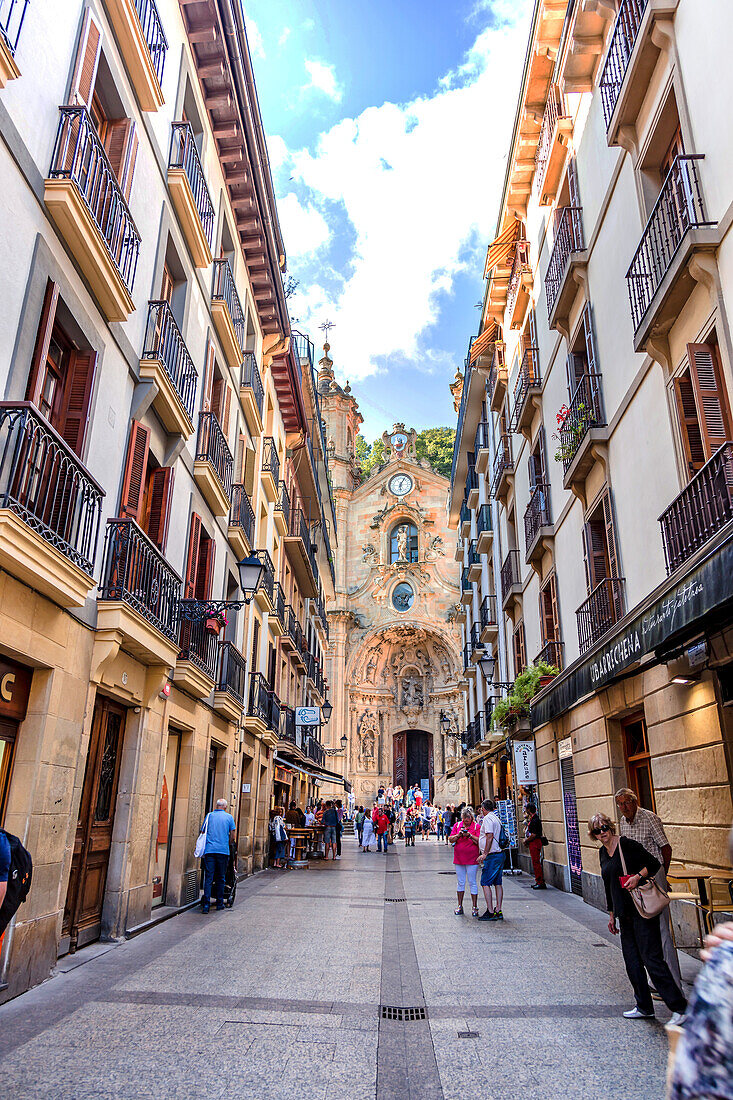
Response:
[558,737,583,896]
[393,730,433,797]
[152,729,181,909]
[62,696,127,953]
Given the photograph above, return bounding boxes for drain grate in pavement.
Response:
[438,871,454,875]
[380,1005,427,1021]
[457,1030,480,1038]
[384,897,406,903]
[592,942,610,947]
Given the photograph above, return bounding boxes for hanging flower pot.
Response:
[205,617,221,636]
[538,674,556,688]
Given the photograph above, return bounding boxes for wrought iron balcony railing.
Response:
[217,640,247,704]
[546,206,584,319]
[506,240,531,320]
[280,704,296,745]
[659,442,733,574]
[196,411,233,497]
[275,479,290,524]
[468,539,480,569]
[268,689,281,734]
[576,577,626,655]
[461,567,472,596]
[0,402,104,576]
[626,155,714,334]
[261,436,280,485]
[480,595,497,631]
[169,122,214,245]
[289,505,318,580]
[254,548,274,603]
[142,301,198,420]
[0,0,29,55]
[534,83,567,188]
[465,463,478,496]
[524,482,552,551]
[500,548,520,594]
[212,258,245,349]
[469,622,482,654]
[272,580,285,625]
[535,638,564,672]
[558,373,605,474]
[131,0,168,86]
[490,434,513,498]
[178,616,218,680]
[460,497,471,528]
[463,643,471,672]
[476,503,492,538]
[241,351,264,417]
[48,107,141,293]
[307,734,325,768]
[599,0,649,127]
[474,420,490,454]
[248,671,270,725]
[230,484,254,545]
[510,346,541,433]
[99,518,180,641]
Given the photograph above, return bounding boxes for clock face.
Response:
[389,474,413,497]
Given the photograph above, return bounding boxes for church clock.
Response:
[388,473,413,498]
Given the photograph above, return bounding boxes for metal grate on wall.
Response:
[181,868,200,906]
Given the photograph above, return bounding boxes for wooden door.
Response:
[393,731,406,791]
[63,697,126,952]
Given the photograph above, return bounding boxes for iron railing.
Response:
[500,549,521,594]
[217,640,246,704]
[48,107,141,293]
[196,411,232,498]
[0,0,29,54]
[229,484,254,545]
[474,420,490,455]
[99,518,180,641]
[535,638,564,672]
[463,643,471,672]
[626,156,714,333]
[510,346,541,433]
[659,442,733,574]
[480,595,498,631]
[524,481,552,551]
[491,435,513,498]
[0,402,104,576]
[254,548,274,603]
[285,604,303,651]
[169,122,214,245]
[178,616,218,680]
[131,0,168,86]
[247,671,270,725]
[289,505,318,580]
[576,577,626,654]
[469,622,482,654]
[268,689,281,734]
[506,240,531,320]
[460,498,471,528]
[307,735,325,768]
[546,206,584,319]
[558,373,605,474]
[212,258,245,350]
[275,480,290,526]
[535,83,567,187]
[280,704,296,745]
[476,503,492,538]
[468,539,480,570]
[240,351,264,419]
[142,301,198,420]
[272,581,285,625]
[466,461,478,497]
[461,567,472,598]
[261,436,279,485]
[599,0,649,126]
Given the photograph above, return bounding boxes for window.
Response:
[528,428,547,490]
[512,622,526,676]
[582,490,621,591]
[390,522,418,564]
[0,720,16,823]
[566,302,599,402]
[202,340,231,433]
[639,90,686,213]
[622,714,656,812]
[119,421,175,552]
[674,336,732,479]
[540,573,561,650]
[183,513,215,601]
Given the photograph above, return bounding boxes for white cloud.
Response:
[279,193,331,258]
[242,6,265,59]
[278,26,291,48]
[302,59,344,103]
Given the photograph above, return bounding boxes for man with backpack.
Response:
[478,799,506,921]
[0,828,32,944]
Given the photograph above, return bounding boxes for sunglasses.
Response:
[590,826,611,837]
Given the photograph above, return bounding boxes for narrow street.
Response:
[0,836,690,1100]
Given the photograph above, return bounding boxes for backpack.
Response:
[498,822,510,850]
[0,830,32,929]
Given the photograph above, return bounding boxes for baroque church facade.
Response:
[318,344,467,807]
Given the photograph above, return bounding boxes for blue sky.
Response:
[244,0,534,442]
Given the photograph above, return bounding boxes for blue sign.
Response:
[420,780,430,804]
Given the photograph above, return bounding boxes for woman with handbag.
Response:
[589,812,687,1024]
[524,803,546,890]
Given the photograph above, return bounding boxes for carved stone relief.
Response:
[358,713,379,771]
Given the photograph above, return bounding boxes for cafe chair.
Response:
[666,871,708,948]
[703,876,733,934]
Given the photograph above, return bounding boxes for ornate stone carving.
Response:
[425,535,445,560]
[358,713,379,771]
[396,524,409,562]
[362,543,377,563]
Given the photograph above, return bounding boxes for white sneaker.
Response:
[335,855,341,860]
[669,1012,687,1027]
[623,1007,655,1019]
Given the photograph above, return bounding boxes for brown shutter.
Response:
[566,352,586,397]
[103,119,131,181]
[26,279,60,406]
[513,623,526,675]
[250,618,259,670]
[184,513,202,599]
[201,340,215,411]
[582,302,598,376]
[674,372,705,476]
[145,466,175,551]
[59,349,97,455]
[601,489,620,580]
[543,572,560,643]
[243,446,256,497]
[537,427,547,482]
[69,9,102,106]
[119,421,150,522]
[688,343,732,459]
[540,583,554,644]
[567,156,580,207]
[195,535,215,600]
[119,123,138,202]
[222,384,231,436]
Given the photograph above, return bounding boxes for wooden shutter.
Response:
[201,340,215,411]
[195,535,215,600]
[582,516,609,592]
[540,578,556,644]
[674,372,705,476]
[184,513,202,598]
[103,119,131,182]
[688,343,732,459]
[537,427,547,482]
[566,352,587,397]
[119,421,150,521]
[601,489,620,580]
[222,384,231,436]
[119,124,138,202]
[26,280,60,407]
[528,450,538,489]
[211,375,224,422]
[145,466,175,552]
[243,446,256,497]
[59,349,97,455]
[160,265,174,303]
[513,623,526,674]
[69,9,102,106]
[567,156,580,207]
[250,618,259,670]
[582,302,598,376]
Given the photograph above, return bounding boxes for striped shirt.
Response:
[619,805,669,863]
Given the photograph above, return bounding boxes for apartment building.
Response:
[0,0,339,1000]
[449,0,733,906]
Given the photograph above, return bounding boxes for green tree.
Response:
[355,435,386,479]
[415,426,455,478]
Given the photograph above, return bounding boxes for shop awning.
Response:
[484,217,520,278]
[274,754,351,792]
[468,320,498,364]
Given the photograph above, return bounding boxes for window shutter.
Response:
[69,9,102,107]
[195,536,215,601]
[103,119,131,182]
[584,517,609,590]
[513,623,526,675]
[184,513,202,599]
[537,427,547,482]
[674,372,705,476]
[567,156,580,207]
[528,450,537,489]
[119,123,138,202]
[211,375,224,422]
[201,340,215,411]
[119,420,150,522]
[243,446,256,497]
[581,523,591,593]
[59,348,97,455]
[601,490,620,580]
[145,466,175,552]
[222,384,231,436]
[543,572,560,642]
[566,352,586,398]
[582,302,598,376]
[540,583,554,644]
[26,279,60,407]
[687,343,732,459]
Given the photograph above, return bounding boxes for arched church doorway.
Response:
[393,730,433,798]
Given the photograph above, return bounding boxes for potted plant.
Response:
[204,607,228,636]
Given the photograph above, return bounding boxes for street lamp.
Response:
[323,732,348,756]
[439,710,451,733]
[322,699,333,723]
[178,553,265,622]
[478,649,496,681]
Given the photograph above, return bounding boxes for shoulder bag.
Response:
[619,838,670,919]
[194,814,210,859]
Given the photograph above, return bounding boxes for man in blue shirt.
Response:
[199,799,236,912]
[0,830,11,943]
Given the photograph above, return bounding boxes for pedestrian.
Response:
[524,803,546,890]
[436,804,445,842]
[589,811,686,1024]
[285,800,301,861]
[404,811,416,847]
[615,787,681,990]
[415,786,423,810]
[441,806,452,842]
[335,799,343,859]
[305,806,316,827]
[355,805,366,847]
[199,799,237,911]
[376,807,390,853]
[478,799,505,921]
[449,807,481,917]
[378,784,385,800]
[270,806,289,870]
[361,808,376,852]
[321,800,339,860]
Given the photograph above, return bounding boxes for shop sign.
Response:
[557,737,573,760]
[512,741,537,785]
[532,535,733,730]
[0,656,32,722]
[295,706,321,727]
[241,783,251,794]
[275,766,292,784]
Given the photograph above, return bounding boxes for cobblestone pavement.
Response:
[0,835,698,1100]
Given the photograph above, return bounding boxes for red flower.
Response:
[556,404,569,427]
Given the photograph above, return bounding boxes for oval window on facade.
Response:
[392,581,415,612]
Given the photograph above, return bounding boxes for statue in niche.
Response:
[364,650,379,684]
[359,715,378,771]
[401,674,423,709]
[396,524,409,562]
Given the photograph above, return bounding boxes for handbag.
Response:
[619,838,670,919]
[194,813,210,859]
[541,836,549,847]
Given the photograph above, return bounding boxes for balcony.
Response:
[576,577,626,655]
[306,734,325,768]
[45,107,140,321]
[535,84,573,205]
[467,539,482,583]
[274,480,290,537]
[558,373,607,490]
[0,0,27,85]
[509,346,541,438]
[488,343,507,412]
[480,595,498,643]
[140,301,197,437]
[306,653,325,702]
[535,638,564,672]
[102,0,167,111]
[211,259,245,373]
[524,482,553,566]
[244,671,271,738]
[98,517,180,667]
[500,549,522,611]
[269,581,285,638]
[213,640,247,722]
[0,402,104,607]
[167,122,214,268]
[284,506,318,599]
[175,616,218,698]
[194,412,232,516]
[476,503,493,554]
[459,497,471,538]
[227,484,255,559]
[626,156,716,351]
[253,548,274,612]
[474,421,491,475]
[260,436,279,501]
[546,206,587,333]
[465,463,479,510]
[506,241,532,330]
[462,642,472,676]
[240,352,264,436]
[659,443,733,574]
[490,435,514,504]
[460,566,473,606]
[279,704,297,747]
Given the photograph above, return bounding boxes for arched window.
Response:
[390,522,418,564]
